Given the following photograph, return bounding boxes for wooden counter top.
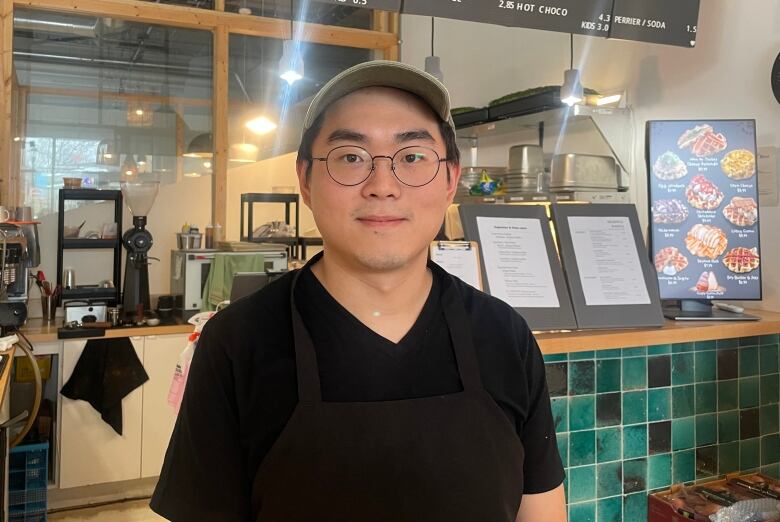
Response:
[20,318,195,344]
[536,308,780,354]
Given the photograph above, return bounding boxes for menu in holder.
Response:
[646,120,762,304]
[430,241,483,291]
[552,203,665,329]
[458,204,577,331]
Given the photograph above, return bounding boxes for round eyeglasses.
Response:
[312,145,447,187]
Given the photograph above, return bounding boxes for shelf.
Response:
[60,188,121,202]
[244,236,298,245]
[62,239,119,250]
[241,193,299,204]
[61,287,118,300]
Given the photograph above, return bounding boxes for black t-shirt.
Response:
[151,262,564,521]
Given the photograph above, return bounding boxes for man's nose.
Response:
[362,156,401,197]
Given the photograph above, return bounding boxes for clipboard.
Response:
[458,204,577,331]
[551,203,665,329]
[430,241,483,291]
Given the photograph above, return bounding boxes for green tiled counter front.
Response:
[544,333,780,522]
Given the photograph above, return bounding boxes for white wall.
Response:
[402,1,780,310]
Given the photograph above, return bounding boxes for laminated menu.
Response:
[647,120,762,301]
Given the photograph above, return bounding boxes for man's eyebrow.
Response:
[395,129,436,143]
[326,129,368,143]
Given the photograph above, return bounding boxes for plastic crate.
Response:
[8,442,48,521]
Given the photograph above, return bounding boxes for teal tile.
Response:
[569,501,596,522]
[696,414,717,446]
[741,346,760,377]
[623,391,647,425]
[597,393,622,427]
[557,433,569,468]
[568,465,596,502]
[740,376,760,409]
[717,338,739,350]
[570,395,596,431]
[545,353,568,362]
[596,427,622,463]
[694,351,716,382]
[622,358,647,390]
[760,404,779,435]
[761,345,779,374]
[623,424,647,459]
[672,354,694,385]
[694,340,716,351]
[760,335,779,345]
[648,388,671,421]
[672,417,695,450]
[719,410,740,443]
[762,463,780,479]
[623,458,647,494]
[695,382,717,414]
[596,461,622,498]
[672,449,695,483]
[718,380,739,411]
[740,336,761,347]
[570,361,596,395]
[762,434,780,465]
[696,444,718,478]
[570,351,596,360]
[570,430,596,466]
[761,374,779,406]
[623,492,647,521]
[719,441,740,473]
[741,438,761,470]
[596,360,621,393]
[596,348,623,359]
[551,397,568,433]
[672,342,694,353]
[622,346,647,357]
[597,496,622,522]
[672,385,695,418]
[647,453,672,489]
[648,344,671,355]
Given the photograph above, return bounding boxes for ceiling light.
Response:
[184,133,213,158]
[184,172,202,178]
[13,137,21,142]
[596,94,623,106]
[229,142,259,163]
[279,40,304,85]
[121,155,138,177]
[96,138,119,165]
[203,161,213,169]
[136,154,148,166]
[245,116,277,135]
[424,18,444,82]
[561,69,583,106]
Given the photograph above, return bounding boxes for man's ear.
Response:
[445,163,462,204]
[296,159,312,208]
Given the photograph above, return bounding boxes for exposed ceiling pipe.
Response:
[14,13,100,39]
[12,51,212,75]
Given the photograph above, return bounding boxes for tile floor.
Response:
[48,499,164,521]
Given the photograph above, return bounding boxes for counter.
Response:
[19,318,195,344]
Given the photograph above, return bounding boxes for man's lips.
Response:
[356,215,407,227]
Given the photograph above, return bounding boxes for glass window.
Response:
[13,9,213,217]
[225,1,376,29]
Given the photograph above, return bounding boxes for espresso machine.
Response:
[0,224,32,333]
[120,181,159,318]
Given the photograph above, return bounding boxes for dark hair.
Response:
[297,101,461,179]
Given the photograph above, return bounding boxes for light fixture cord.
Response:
[431,17,435,56]
[570,33,574,70]
[290,0,294,39]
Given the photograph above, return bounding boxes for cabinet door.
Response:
[59,338,144,489]
[141,334,188,478]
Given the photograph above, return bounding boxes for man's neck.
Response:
[310,251,433,344]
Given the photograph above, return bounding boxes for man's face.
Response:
[298,87,461,272]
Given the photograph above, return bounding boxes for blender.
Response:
[121,181,159,319]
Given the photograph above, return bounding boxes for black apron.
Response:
[251,261,526,521]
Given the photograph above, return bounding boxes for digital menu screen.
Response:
[647,120,761,301]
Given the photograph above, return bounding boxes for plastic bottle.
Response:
[205,223,214,249]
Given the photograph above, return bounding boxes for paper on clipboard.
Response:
[430,241,483,291]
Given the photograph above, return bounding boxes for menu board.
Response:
[402,0,615,37]
[313,0,401,10]
[608,0,700,47]
[647,120,762,301]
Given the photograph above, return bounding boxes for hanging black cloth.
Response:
[61,337,149,435]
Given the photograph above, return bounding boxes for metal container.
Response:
[177,232,202,250]
[549,153,620,192]
[508,145,544,174]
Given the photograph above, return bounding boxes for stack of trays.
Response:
[505,144,546,194]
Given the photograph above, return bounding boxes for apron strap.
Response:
[290,256,324,403]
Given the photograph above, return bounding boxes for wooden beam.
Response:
[175,105,184,183]
[212,25,228,230]
[0,0,12,205]
[14,0,396,49]
[381,12,400,61]
[214,0,224,12]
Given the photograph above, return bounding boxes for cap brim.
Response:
[303,60,454,130]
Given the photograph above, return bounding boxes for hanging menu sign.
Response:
[402,0,615,37]
[313,0,401,10]
[608,0,700,48]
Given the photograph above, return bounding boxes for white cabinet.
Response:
[141,334,187,478]
[58,333,189,488]
[59,338,144,489]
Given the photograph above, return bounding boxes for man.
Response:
[151,60,566,521]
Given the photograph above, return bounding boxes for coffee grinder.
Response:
[121,181,159,319]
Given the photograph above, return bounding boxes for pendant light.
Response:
[96,138,119,165]
[560,33,583,106]
[278,0,303,85]
[424,17,444,82]
[184,133,213,158]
